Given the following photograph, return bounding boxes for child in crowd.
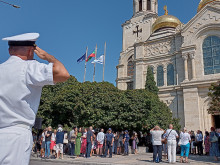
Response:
[191,138,196,155]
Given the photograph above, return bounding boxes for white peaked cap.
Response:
[2,33,40,41]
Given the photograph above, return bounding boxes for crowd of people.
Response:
[149,124,220,163]
[32,125,139,159]
[32,124,220,163]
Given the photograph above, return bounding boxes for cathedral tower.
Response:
[117,0,158,90]
[133,0,158,15]
[122,0,158,51]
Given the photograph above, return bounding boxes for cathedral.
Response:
[116,0,220,132]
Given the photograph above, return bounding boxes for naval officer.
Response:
[0,33,70,165]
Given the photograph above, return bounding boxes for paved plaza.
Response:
[30,153,220,165]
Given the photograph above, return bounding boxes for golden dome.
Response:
[197,0,220,12]
[152,6,181,33]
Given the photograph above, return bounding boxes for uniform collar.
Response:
[9,55,24,61]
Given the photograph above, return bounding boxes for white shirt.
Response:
[150,130,164,145]
[0,56,54,128]
[180,132,191,145]
[69,130,75,140]
[97,132,105,144]
[51,133,56,141]
[166,129,178,140]
[42,132,46,142]
[196,133,203,142]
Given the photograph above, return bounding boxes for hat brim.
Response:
[8,41,36,46]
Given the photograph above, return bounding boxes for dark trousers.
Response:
[153,145,162,162]
[114,140,118,154]
[197,141,203,155]
[124,141,129,154]
[105,141,112,157]
[70,143,75,156]
[86,141,92,158]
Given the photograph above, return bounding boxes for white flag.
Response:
[91,55,104,64]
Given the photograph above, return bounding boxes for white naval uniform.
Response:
[0,56,54,165]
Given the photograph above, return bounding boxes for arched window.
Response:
[167,64,175,86]
[157,65,164,87]
[139,0,142,11]
[147,0,151,10]
[203,36,220,75]
[127,56,134,77]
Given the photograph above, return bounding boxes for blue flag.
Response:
[77,53,86,63]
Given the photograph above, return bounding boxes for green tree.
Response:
[145,66,159,95]
[208,83,220,115]
[37,76,180,131]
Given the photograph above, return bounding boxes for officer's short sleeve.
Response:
[26,61,54,86]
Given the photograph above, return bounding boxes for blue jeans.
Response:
[105,141,112,157]
[70,143,75,156]
[86,141,92,158]
[153,145,162,162]
[181,143,190,157]
[124,141,129,154]
[45,141,51,157]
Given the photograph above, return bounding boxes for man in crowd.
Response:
[0,33,70,165]
[166,124,179,164]
[104,128,114,158]
[45,126,53,158]
[97,129,105,156]
[150,126,164,163]
[196,130,203,155]
[86,126,93,158]
[56,126,64,159]
[123,130,130,156]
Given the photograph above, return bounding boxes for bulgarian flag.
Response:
[86,51,95,62]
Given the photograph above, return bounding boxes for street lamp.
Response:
[0,0,20,8]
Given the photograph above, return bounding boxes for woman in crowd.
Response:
[40,128,47,158]
[180,127,191,163]
[91,131,97,156]
[93,133,98,156]
[191,137,196,155]
[117,131,124,155]
[75,127,82,158]
[162,131,168,160]
[63,131,69,154]
[209,127,219,161]
[131,132,138,154]
[204,131,210,155]
[114,132,119,154]
[80,128,87,157]
[50,129,57,156]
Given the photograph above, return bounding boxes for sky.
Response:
[0,0,199,85]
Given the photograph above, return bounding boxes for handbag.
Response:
[210,133,218,143]
[162,130,172,144]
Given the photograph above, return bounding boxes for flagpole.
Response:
[102,42,106,82]
[93,44,97,82]
[83,47,88,83]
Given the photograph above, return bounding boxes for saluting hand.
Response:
[34,47,54,61]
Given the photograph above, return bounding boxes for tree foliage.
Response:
[38,76,180,131]
[145,66,159,95]
[208,83,220,115]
